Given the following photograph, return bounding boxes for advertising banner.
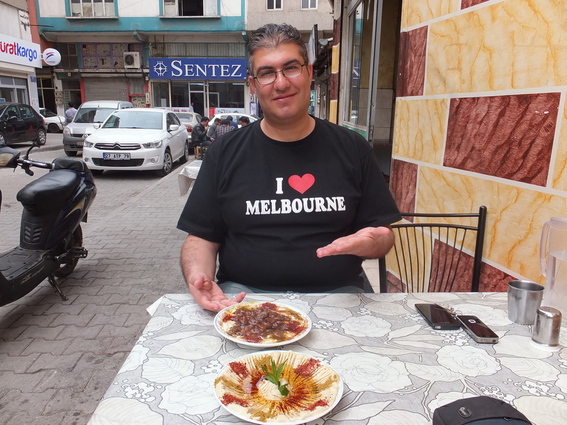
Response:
[0,34,42,68]
[150,58,247,80]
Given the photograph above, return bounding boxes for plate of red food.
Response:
[214,301,312,347]
[214,350,343,424]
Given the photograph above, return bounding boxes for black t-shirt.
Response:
[177,118,401,291]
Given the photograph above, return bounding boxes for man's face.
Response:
[248,43,313,125]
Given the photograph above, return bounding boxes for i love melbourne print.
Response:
[245,174,346,216]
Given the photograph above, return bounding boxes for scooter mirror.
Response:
[0,146,21,167]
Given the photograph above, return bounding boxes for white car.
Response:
[211,113,258,127]
[175,112,202,135]
[39,108,66,133]
[82,108,189,176]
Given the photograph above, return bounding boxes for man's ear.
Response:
[248,75,257,94]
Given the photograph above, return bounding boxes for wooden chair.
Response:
[194,145,208,160]
[378,206,487,293]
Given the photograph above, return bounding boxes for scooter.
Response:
[0,143,97,306]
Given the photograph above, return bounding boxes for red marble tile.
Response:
[396,26,427,97]
[445,93,559,186]
[390,159,417,214]
[461,0,490,9]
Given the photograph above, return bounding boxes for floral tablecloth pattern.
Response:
[88,292,567,425]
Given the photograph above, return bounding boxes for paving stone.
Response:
[51,313,96,328]
[20,337,72,356]
[56,324,103,340]
[17,325,65,341]
[28,352,82,374]
[0,338,32,356]
[0,353,40,373]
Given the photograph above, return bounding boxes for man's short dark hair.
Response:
[201,116,209,123]
[247,23,308,75]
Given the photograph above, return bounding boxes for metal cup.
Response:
[507,280,544,325]
[532,307,562,347]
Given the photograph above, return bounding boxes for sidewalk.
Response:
[0,165,189,424]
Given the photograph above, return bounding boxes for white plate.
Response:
[214,350,343,424]
[214,301,312,348]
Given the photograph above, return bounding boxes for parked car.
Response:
[63,100,133,157]
[211,113,258,127]
[0,102,46,146]
[176,112,202,134]
[82,108,189,176]
[39,108,66,133]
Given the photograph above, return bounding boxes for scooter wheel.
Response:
[54,226,83,278]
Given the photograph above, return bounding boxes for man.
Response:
[238,116,250,126]
[65,101,77,124]
[178,23,400,312]
[207,117,221,140]
[191,116,210,147]
[211,119,235,140]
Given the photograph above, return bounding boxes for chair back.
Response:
[379,206,487,293]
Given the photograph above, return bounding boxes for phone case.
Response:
[416,303,461,330]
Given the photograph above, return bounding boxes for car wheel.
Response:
[65,149,78,157]
[48,123,60,133]
[36,129,47,145]
[157,148,173,177]
[179,141,190,164]
[0,132,6,146]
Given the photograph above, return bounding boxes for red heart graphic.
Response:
[288,174,315,194]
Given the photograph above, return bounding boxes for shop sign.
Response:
[150,58,247,80]
[0,34,42,68]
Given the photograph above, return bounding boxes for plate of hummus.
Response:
[214,350,343,424]
[214,301,311,347]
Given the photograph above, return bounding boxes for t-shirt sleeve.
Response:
[354,140,401,229]
[176,146,227,242]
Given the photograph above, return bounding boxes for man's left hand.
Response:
[316,226,394,259]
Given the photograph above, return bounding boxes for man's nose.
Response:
[273,71,291,89]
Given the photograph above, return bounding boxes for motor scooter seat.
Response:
[17,170,81,213]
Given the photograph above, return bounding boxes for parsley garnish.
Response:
[261,359,289,396]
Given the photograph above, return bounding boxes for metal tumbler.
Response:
[532,306,562,347]
[507,280,544,325]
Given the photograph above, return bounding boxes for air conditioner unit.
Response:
[123,52,140,69]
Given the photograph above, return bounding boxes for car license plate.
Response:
[103,152,131,160]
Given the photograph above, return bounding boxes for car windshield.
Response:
[102,111,163,129]
[74,107,116,124]
[177,113,194,121]
[41,109,57,117]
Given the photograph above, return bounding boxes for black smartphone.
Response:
[415,303,461,330]
[456,315,499,344]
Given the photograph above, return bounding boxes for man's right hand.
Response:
[189,273,246,312]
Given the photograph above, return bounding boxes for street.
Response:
[0,132,192,424]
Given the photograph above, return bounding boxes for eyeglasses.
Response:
[252,62,307,85]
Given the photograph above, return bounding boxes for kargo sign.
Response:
[0,34,42,68]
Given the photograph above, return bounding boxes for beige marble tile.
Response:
[417,167,566,283]
[401,0,461,29]
[426,1,567,94]
[393,98,448,164]
[552,100,567,190]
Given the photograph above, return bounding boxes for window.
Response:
[301,0,316,9]
[267,0,283,10]
[81,43,141,69]
[163,0,217,17]
[18,105,35,119]
[70,0,115,18]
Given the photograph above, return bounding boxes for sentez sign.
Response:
[150,58,247,80]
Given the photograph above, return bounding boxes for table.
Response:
[88,293,567,425]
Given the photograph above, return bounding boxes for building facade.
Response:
[34,0,333,118]
[0,0,42,110]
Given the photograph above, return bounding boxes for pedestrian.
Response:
[207,117,221,140]
[65,101,77,124]
[191,116,210,147]
[177,23,401,312]
[211,119,234,140]
[226,115,238,128]
[238,116,250,127]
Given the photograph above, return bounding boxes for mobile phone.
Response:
[456,315,499,344]
[415,303,461,330]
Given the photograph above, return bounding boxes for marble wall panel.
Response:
[417,167,567,283]
[461,0,490,9]
[393,98,448,164]
[426,1,567,95]
[401,0,460,29]
[552,100,567,191]
[444,93,560,186]
[390,159,417,213]
[396,26,427,97]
